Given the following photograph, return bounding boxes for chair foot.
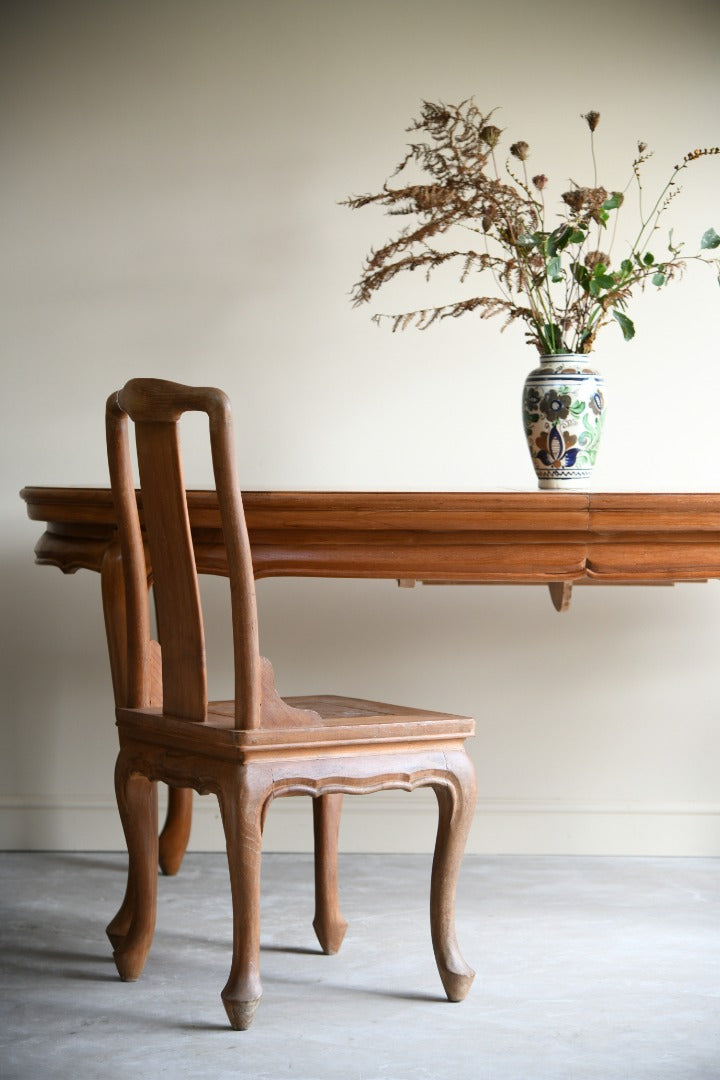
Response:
[222,993,262,1031]
[312,913,348,955]
[114,943,151,982]
[437,960,475,1003]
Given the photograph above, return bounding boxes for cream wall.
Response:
[2,0,720,854]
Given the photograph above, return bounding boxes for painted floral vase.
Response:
[522,355,606,491]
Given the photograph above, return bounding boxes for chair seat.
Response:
[116,694,474,759]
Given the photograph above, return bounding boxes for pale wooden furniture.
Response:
[21,488,720,885]
[102,378,476,1030]
[23,488,720,594]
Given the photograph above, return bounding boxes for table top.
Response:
[20,488,720,595]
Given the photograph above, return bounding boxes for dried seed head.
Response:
[561,186,608,219]
[562,188,588,213]
[480,124,502,149]
[510,140,530,161]
[637,141,648,154]
[582,110,601,133]
[532,174,548,191]
[584,250,610,270]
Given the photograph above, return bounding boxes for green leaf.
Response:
[643,252,655,266]
[612,309,635,341]
[592,272,615,292]
[546,255,563,281]
[620,259,633,276]
[540,323,566,352]
[602,191,624,211]
[572,262,591,291]
[546,225,574,256]
[652,272,666,287]
[701,227,720,250]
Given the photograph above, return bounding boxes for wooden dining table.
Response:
[20,486,720,874]
[21,486,720,590]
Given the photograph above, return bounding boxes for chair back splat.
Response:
[106,378,260,727]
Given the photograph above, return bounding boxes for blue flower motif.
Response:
[540,390,571,422]
[589,389,605,416]
[536,425,579,468]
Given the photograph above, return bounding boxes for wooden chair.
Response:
[104,377,477,1030]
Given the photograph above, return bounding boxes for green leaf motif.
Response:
[612,309,635,341]
[701,227,720,250]
[652,272,666,287]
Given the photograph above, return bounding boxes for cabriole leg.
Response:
[111,753,158,982]
[218,768,270,1030]
[430,751,477,1002]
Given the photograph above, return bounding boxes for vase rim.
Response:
[538,352,591,360]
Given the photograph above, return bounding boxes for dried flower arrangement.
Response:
[344,101,719,355]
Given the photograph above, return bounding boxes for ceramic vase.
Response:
[522,355,606,491]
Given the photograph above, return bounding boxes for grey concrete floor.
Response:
[1,852,719,1080]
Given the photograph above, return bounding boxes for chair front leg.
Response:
[111,751,159,982]
[217,765,272,1031]
[312,793,348,954]
[430,749,477,1002]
